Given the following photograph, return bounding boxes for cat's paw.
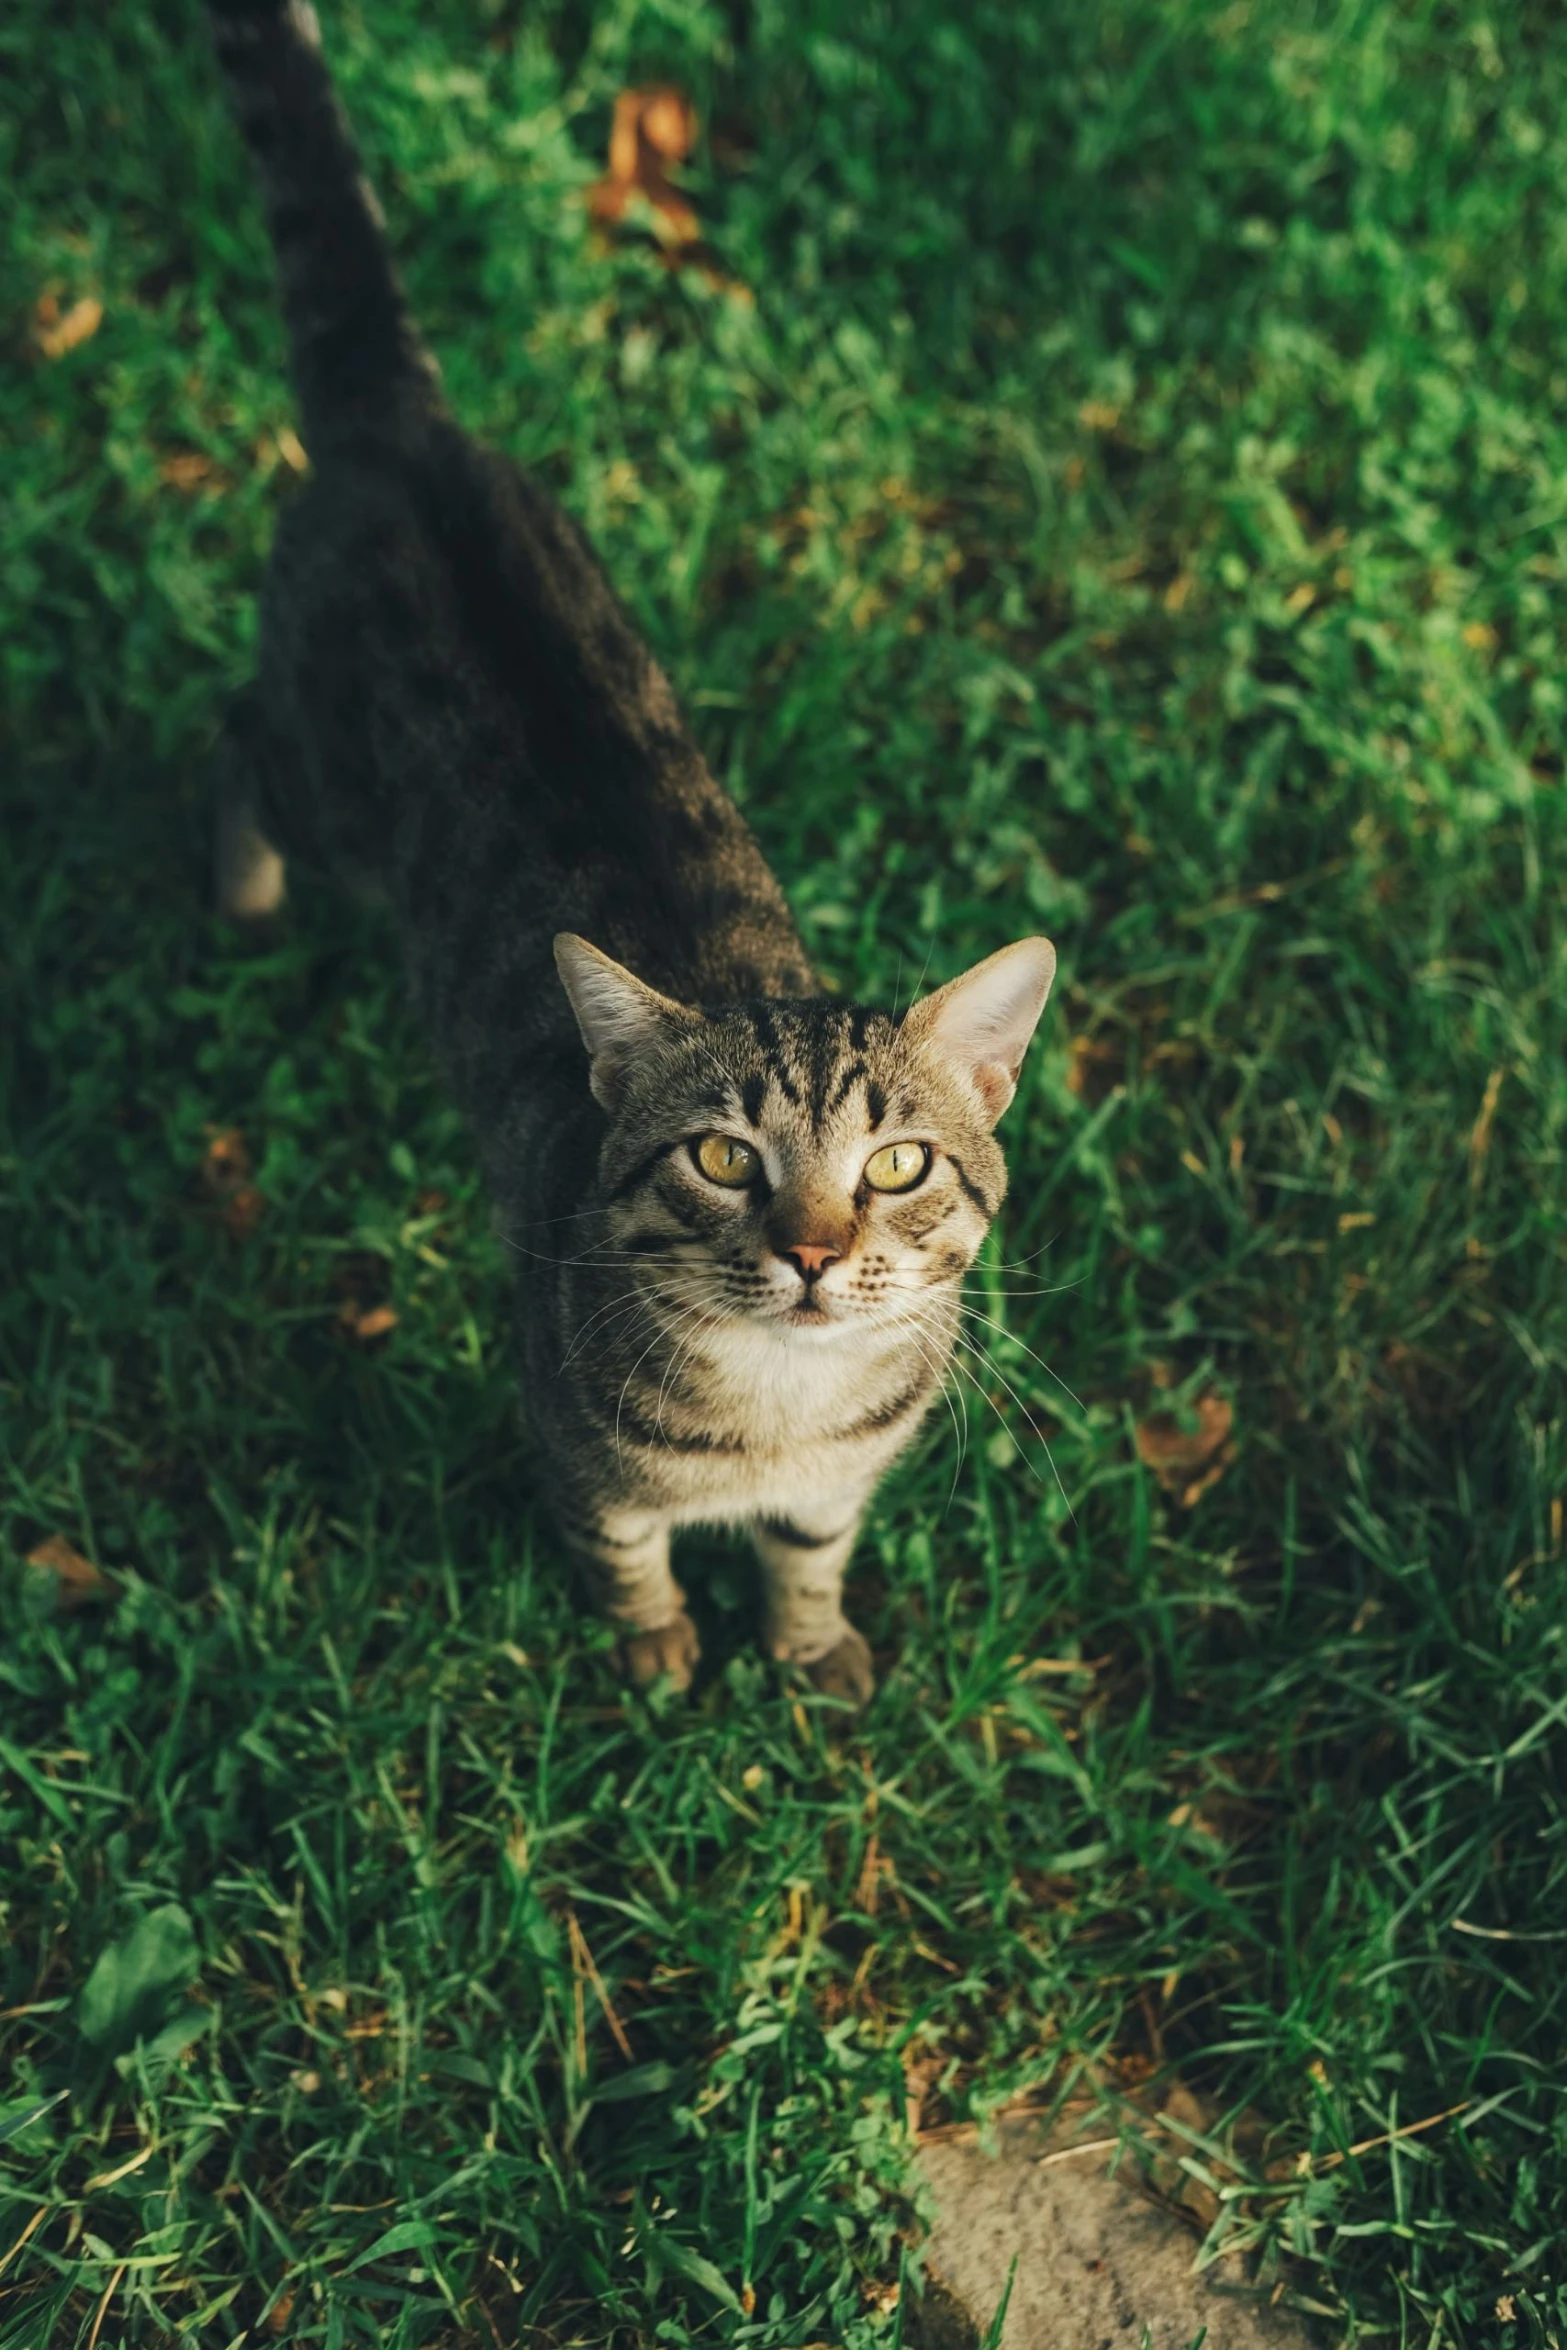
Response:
[800,1626,875,1710]
[620,1610,701,1692]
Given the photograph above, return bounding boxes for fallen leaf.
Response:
[1134,1390,1236,1506]
[159,451,216,493]
[223,1187,266,1238]
[1065,1034,1119,1100]
[588,85,702,246]
[34,293,103,359]
[26,1534,115,1613]
[585,83,748,293]
[341,1303,398,1343]
[854,1834,889,1917]
[201,1128,265,1237]
[203,1127,252,1189]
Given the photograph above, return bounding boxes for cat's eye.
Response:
[693,1132,760,1188]
[863,1141,930,1193]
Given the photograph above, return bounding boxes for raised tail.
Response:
[208,0,444,452]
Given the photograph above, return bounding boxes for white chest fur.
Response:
[663,1314,944,1529]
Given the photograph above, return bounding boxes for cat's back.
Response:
[256,418,814,1009]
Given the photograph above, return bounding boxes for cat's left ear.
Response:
[554,934,696,1110]
[902,937,1056,1127]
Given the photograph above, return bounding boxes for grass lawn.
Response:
[5,0,1567,2340]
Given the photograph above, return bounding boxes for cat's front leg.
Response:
[558,1503,699,1691]
[752,1502,875,1708]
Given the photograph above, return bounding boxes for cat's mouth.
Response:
[775,1290,859,1334]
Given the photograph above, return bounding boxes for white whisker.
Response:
[885,1302,967,1508]
[613,1300,708,1471]
[559,1284,667,1371]
[946,1329,1074,1522]
[953,1302,1088,1420]
[652,1307,718,1448]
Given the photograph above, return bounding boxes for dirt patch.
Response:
[909,2121,1318,2350]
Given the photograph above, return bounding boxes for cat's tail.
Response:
[207,0,445,453]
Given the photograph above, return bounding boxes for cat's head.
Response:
[554,933,1055,1336]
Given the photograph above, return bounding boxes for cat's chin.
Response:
[775,1302,908,1344]
[766,1300,859,1339]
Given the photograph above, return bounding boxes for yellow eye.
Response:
[864,1141,930,1193]
[693,1132,760,1188]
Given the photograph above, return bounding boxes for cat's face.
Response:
[555,937,1056,1337]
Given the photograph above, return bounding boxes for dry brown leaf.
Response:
[1134,1391,1235,1506]
[342,1302,398,1343]
[586,81,750,294]
[159,451,216,493]
[1065,1033,1120,1102]
[201,1128,265,1236]
[34,293,103,359]
[854,1834,893,1917]
[588,85,702,246]
[902,2043,946,2138]
[223,1187,265,1238]
[203,1127,252,1189]
[27,1534,115,1613]
[256,426,311,477]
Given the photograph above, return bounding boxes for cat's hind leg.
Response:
[214,690,288,920]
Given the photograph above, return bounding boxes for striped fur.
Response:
[207,0,1055,1703]
[208,0,442,451]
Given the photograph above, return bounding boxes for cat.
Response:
[207,0,1056,1705]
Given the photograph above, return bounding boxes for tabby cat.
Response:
[208,0,1056,1704]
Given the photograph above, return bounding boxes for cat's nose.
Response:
[780,1242,842,1283]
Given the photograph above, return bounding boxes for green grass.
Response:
[4,0,1567,2340]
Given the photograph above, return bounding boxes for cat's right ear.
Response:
[553,934,695,1111]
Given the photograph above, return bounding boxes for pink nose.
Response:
[781,1242,841,1281]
